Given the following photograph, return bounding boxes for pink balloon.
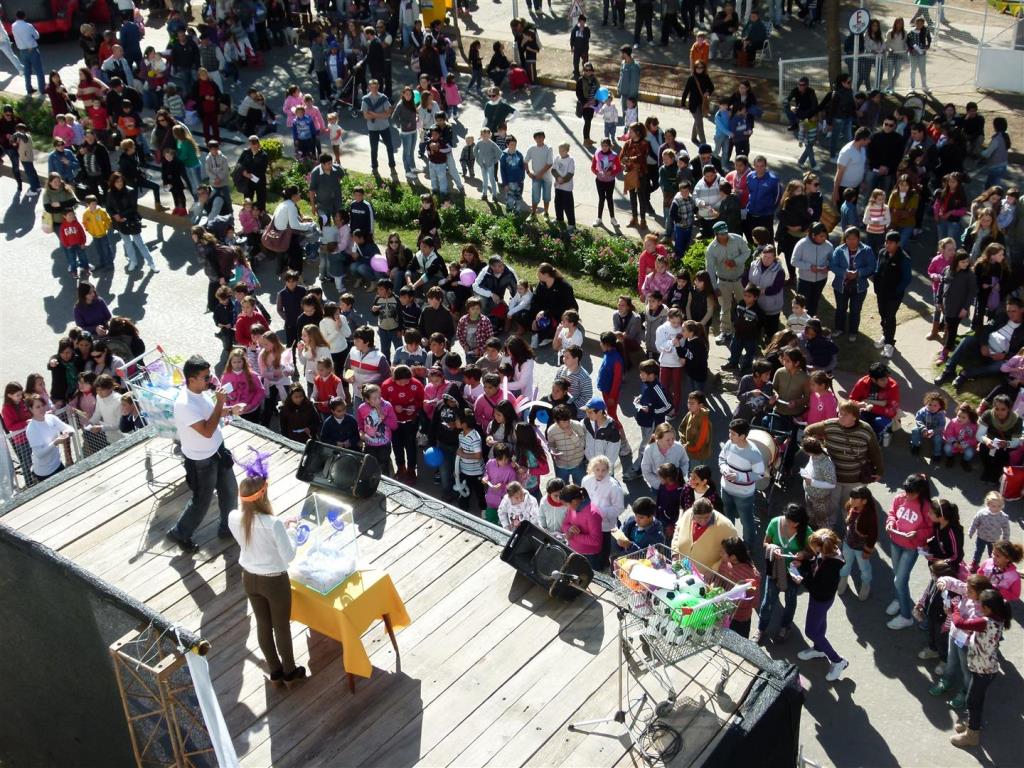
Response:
[370,254,389,273]
[459,268,476,287]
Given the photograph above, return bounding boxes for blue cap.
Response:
[585,397,606,411]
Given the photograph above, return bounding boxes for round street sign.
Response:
[848,8,871,35]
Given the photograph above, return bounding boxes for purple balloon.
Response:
[459,268,476,287]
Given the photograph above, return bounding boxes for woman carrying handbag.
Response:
[682,62,715,146]
[265,185,316,274]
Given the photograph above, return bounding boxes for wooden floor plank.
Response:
[426,593,619,767]
[238,542,518,767]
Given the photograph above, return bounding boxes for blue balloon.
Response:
[295,522,313,545]
[537,316,551,330]
[595,86,610,102]
[424,447,444,468]
[535,408,550,424]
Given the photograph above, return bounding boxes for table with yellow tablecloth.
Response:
[290,569,410,688]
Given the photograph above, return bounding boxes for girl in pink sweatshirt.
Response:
[221,347,267,420]
[885,474,935,629]
[803,370,838,425]
[927,237,956,341]
[560,484,604,569]
[356,383,398,474]
[942,403,979,469]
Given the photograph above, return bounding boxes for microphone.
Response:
[550,570,580,583]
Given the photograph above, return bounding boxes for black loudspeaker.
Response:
[500,521,594,600]
[296,441,382,498]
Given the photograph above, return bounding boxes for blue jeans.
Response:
[942,334,1004,380]
[400,131,417,173]
[479,163,498,199]
[673,224,693,259]
[910,427,944,456]
[121,232,155,269]
[944,441,976,462]
[93,234,115,268]
[896,225,913,251]
[185,164,202,196]
[18,47,44,93]
[864,414,892,441]
[839,540,873,585]
[63,245,90,271]
[985,164,1007,189]
[531,177,552,208]
[829,117,852,157]
[438,445,456,491]
[890,544,919,619]
[942,638,970,692]
[758,571,799,633]
[833,289,866,335]
[554,462,586,485]
[936,219,963,242]
[378,327,398,360]
[172,451,239,540]
[428,162,448,196]
[722,490,758,552]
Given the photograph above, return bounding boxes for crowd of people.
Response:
[0,0,1021,752]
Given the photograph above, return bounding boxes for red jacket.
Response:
[380,377,425,423]
[58,220,87,248]
[234,311,270,348]
[313,373,344,413]
[848,375,900,419]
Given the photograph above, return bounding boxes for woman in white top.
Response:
[552,309,585,362]
[25,394,74,481]
[227,473,306,684]
[504,336,535,401]
[272,185,316,272]
[87,374,124,444]
[296,324,333,389]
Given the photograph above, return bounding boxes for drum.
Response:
[746,428,778,492]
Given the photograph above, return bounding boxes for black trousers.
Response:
[596,179,615,219]
[580,107,594,142]
[555,189,576,227]
[661,12,687,44]
[877,294,902,345]
[243,570,296,676]
[392,420,418,470]
[634,9,654,41]
[967,672,994,731]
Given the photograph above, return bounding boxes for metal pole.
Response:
[852,32,859,91]
[778,56,784,108]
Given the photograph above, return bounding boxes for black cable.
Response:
[636,720,683,766]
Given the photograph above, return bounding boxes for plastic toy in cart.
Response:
[612,544,678,615]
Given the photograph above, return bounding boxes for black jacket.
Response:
[786,86,818,120]
[798,555,843,601]
[682,72,714,113]
[106,186,143,234]
[79,142,112,181]
[866,130,904,174]
[531,277,578,322]
[105,86,143,120]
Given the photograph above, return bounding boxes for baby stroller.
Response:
[333,55,365,117]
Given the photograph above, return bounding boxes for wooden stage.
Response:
[1,427,763,767]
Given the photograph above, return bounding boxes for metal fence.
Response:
[2,405,115,493]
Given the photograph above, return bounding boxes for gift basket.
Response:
[289,492,361,595]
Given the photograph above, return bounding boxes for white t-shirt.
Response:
[524,144,554,181]
[26,415,73,476]
[174,386,222,460]
[227,510,298,575]
[552,155,575,192]
[836,141,867,189]
[556,326,585,362]
[988,320,1021,356]
[458,430,484,476]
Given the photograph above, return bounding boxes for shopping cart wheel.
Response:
[655,699,674,717]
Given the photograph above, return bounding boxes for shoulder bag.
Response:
[261,220,293,253]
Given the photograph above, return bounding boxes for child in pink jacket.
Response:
[927,238,956,341]
[356,383,398,474]
[560,484,604,570]
[942,402,979,469]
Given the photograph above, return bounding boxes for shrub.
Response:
[0,95,55,143]
[682,237,710,276]
[259,138,283,163]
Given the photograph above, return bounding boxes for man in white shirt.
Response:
[11,10,45,95]
[168,355,242,552]
[524,130,554,218]
[832,127,871,206]
[936,297,1024,388]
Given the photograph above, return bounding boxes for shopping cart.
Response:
[610,545,746,716]
[118,346,188,484]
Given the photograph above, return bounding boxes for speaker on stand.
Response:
[295,441,382,498]
[500,521,594,600]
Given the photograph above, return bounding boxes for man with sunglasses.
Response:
[866,117,904,194]
[168,355,242,553]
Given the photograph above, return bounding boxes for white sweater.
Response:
[582,474,626,532]
[498,494,540,530]
[90,392,124,443]
[718,440,765,498]
[655,322,684,368]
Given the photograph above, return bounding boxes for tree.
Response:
[826,0,841,83]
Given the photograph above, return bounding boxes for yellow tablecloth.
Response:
[290,570,410,678]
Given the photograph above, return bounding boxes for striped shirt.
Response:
[555,364,593,408]
[546,420,587,469]
[803,418,883,484]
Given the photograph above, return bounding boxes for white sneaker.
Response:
[836,576,848,595]
[886,599,900,616]
[826,659,849,682]
[858,583,870,601]
[874,338,885,350]
[539,338,552,347]
[592,218,602,227]
[887,615,915,630]
[798,648,827,661]
[882,343,895,359]
[609,217,618,227]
